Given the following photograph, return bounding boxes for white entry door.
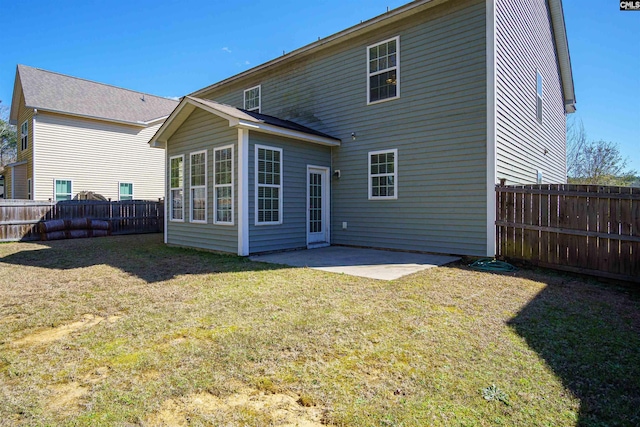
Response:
[307,166,330,247]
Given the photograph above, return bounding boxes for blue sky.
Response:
[1,0,638,171]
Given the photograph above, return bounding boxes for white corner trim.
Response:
[164,149,168,244]
[237,129,250,256]
[486,0,497,257]
[32,113,37,200]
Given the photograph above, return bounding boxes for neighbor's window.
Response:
[170,155,184,221]
[214,145,234,224]
[244,85,261,112]
[27,178,32,200]
[368,149,397,200]
[55,179,72,201]
[255,145,282,225]
[367,36,399,104]
[536,71,543,122]
[119,182,133,201]
[190,151,207,223]
[20,121,28,151]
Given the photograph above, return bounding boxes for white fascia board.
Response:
[236,121,341,147]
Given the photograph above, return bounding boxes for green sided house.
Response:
[150,0,576,257]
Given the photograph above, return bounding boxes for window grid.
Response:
[244,85,261,112]
[214,146,234,224]
[256,146,282,225]
[170,156,184,221]
[190,151,207,223]
[55,179,72,201]
[309,172,322,233]
[367,37,399,104]
[119,182,133,201]
[369,149,397,199]
[20,121,28,151]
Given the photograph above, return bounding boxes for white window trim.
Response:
[190,150,208,224]
[169,154,184,222]
[366,36,400,105]
[536,70,543,123]
[214,145,235,225]
[118,181,134,201]
[243,85,261,113]
[53,178,73,201]
[20,121,28,151]
[27,178,32,200]
[254,144,283,226]
[368,148,398,200]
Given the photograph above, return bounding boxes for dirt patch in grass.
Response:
[1,234,638,426]
[147,387,325,426]
[12,314,121,346]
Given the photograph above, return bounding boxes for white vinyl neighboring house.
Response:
[5,65,178,201]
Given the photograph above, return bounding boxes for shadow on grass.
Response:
[507,276,640,426]
[0,234,286,283]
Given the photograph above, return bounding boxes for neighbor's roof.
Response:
[191,0,576,113]
[10,65,179,126]
[150,96,340,147]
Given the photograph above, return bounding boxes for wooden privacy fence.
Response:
[496,184,640,283]
[0,199,164,242]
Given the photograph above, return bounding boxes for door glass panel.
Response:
[309,172,322,233]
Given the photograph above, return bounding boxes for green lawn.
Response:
[0,234,638,426]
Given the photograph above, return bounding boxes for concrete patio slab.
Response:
[249,246,460,280]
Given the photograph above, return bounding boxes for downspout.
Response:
[486,0,497,257]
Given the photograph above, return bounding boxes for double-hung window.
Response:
[190,151,207,223]
[27,178,32,200]
[170,155,184,221]
[214,146,234,224]
[20,121,28,151]
[255,145,282,225]
[119,182,133,201]
[536,71,543,122]
[367,36,400,104]
[368,149,397,200]
[55,179,72,201]
[244,85,261,112]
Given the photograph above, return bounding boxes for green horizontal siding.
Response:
[166,109,238,253]
[199,0,488,256]
[248,132,331,254]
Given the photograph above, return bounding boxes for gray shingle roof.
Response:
[17,65,178,124]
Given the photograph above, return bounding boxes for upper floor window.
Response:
[255,145,282,225]
[536,71,543,122]
[368,149,397,200]
[190,151,207,223]
[170,155,184,221]
[244,85,261,112]
[20,121,28,151]
[119,182,133,201]
[367,36,400,104]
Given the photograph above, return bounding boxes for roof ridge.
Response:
[18,64,177,102]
